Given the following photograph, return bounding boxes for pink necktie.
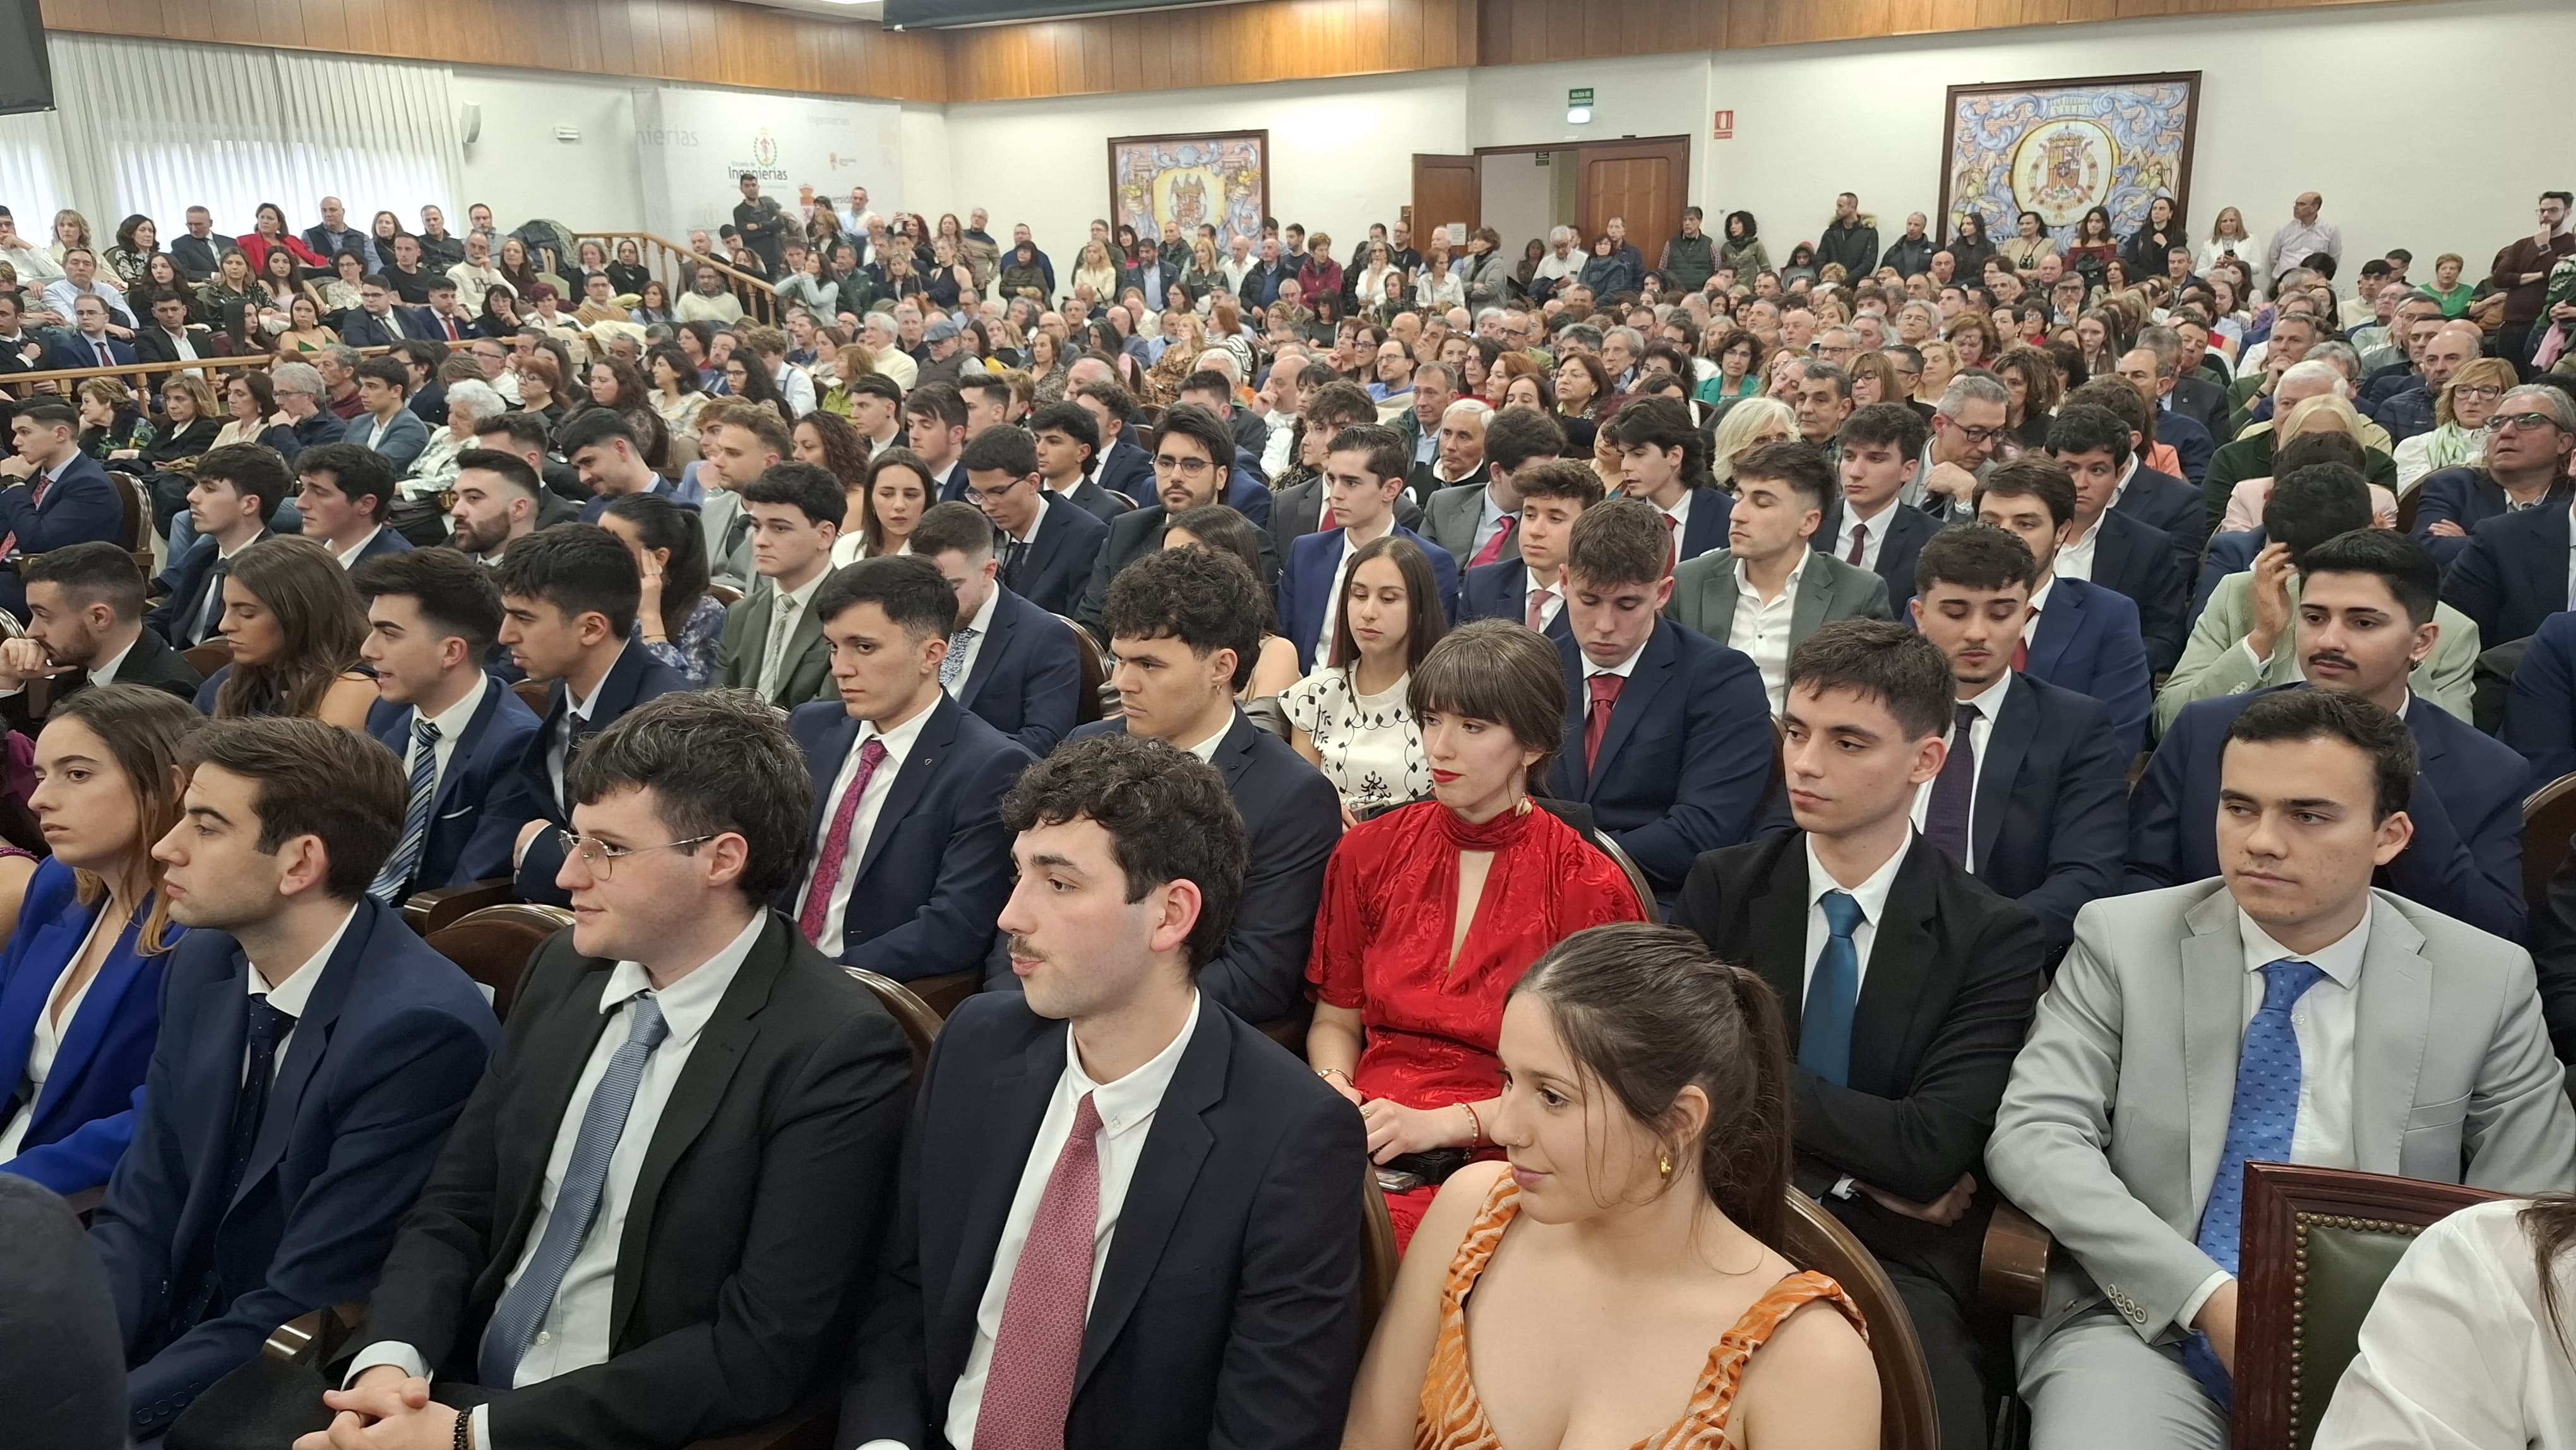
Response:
[1470,516,1517,569]
[1662,512,1680,573]
[975,1092,1104,1450]
[94,342,110,368]
[1525,584,1551,633]
[1846,521,1868,566]
[1584,673,1624,774]
[797,737,888,945]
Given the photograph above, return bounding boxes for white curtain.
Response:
[35,34,463,240]
[0,105,73,235]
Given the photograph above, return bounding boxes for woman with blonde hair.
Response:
[2221,393,2402,531]
[1071,239,1121,302]
[205,536,376,728]
[1914,338,1960,407]
[1943,310,2002,371]
[2394,355,2515,490]
[1709,397,1797,489]
[1145,311,1207,405]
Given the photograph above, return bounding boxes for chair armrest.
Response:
[262,1302,369,1367]
[403,878,516,935]
[1981,1198,2052,1319]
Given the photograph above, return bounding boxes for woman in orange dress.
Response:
[1343,923,1880,1450]
[1305,621,1645,1249]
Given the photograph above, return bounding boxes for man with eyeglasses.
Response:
[963,422,1107,618]
[2436,386,2576,648]
[265,360,347,464]
[1915,372,2012,518]
[1075,404,1278,638]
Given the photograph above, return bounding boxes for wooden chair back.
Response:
[1781,1190,1940,1450]
[2524,770,2576,912]
[841,966,943,1072]
[2392,488,2423,537]
[183,638,235,679]
[907,970,981,1019]
[710,582,744,606]
[401,877,518,936]
[423,903,572,1022]
[1359,1167,1400,1346]
[2234,1163,2506,1450]
[1058,613,1109,724]
[1594,832,1657,920]
[512,678,554,716]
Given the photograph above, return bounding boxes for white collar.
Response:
[1588,636,1649,680]
[1010,491,1051,546]
[1178,713,1235,764]
[770,565,829,616]
[417,673,489,740]
[248,903,361,1013]
[596,909,764,1048]
[569,640,629,722]
[1733,549,1806,601]
[1959,667,2012,719]
[1803,832,1909,923]
[1064,991,1202,1134]
[859,690,942,760]
[86,637,138,688]
[2236,899,2371,992]
[2028,574,2058,614]
[331,525,384,566]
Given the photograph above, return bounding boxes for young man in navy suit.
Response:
[150,444,286,647]
[47,294,138,373]
[1460,458,1601,642]
[1075,404,1279,638]
[1547,498,1776,911]
[2048,404,2190,673]
[787,556,1030,983]
[0,400,126,620]
[1071,376,1155,505]
[291,443,415,570]
[456,525,691,903]
[840,733,1364,1450]
[1602,395,1731,565]
[1277,422,1458,671]
[94,718,496,1442]
[2133,528,2529,942]
[1909,525,2130,952]
[1820,403,1938,605]
[335,275,428,349]
[1972,458,2155,758]
[2066,376,2209,565]
[965,423,1109,618]
[902,382,973,504]
[914,501,1082,755]
[1069,547,1339,1025]
[351,548,543,901]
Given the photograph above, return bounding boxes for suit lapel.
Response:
[436,683,507,815]
[1972,680,2036,873]
[2179,892,2246,1214]
[491,954,620,1292]
[2347,899,2430,1175]
[2026,580,2081,679]
[1849,842,1940,1096]
[233,903,374,1213]
[1788,555,1833,640]
[1076,1006,1229,1393]
[1589,623,1674,786]
[852,697,960,885]
[28,907,147,1125]
[945,1028,1066,1335]
[960,592,1018,708]
[1748,841,1811,1041]
[1695,553,1740,640]
[804,712,863,842]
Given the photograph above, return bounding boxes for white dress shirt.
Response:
[352,911,763,1449]
[1467,487,1511,561]
[247,905,357,1086]
[775,362,817,419]
[2054,515,2103,582]
[1179,719,1232,764]
[1832,498,1897,572]
[403,675,489,808]
[938,993,1203,1450]
[1522,569,1565,634]
[2020,575,2057,652]
[2265,219,2344,280]
[1909,670,2011,870]
[793,701,938,949]
[1728,553,1806,714]
[546,644,626,812]
[2175,900,2371,1331]
[1798,832,1909,1000]
[1657,488,1696,546]
[942,584,1002,700]
[331,525,386,570]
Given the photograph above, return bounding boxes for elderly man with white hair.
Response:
[404,378,508,494]
[861,313,917,388]
[1416,398,1503,553]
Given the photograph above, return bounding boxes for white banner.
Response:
[635,86,903,244]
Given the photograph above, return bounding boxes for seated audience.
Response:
[1076,403,1277,636]
[2,544,204,732]
[1669,440,1892,712]
[713,463,841,707]
[1162,503,1304,698]
[1343,922,1878,1450]
[308,694,909,1450]
[290,443,415,568]
[1678,621,2046,1447]
[910,499,1082,755]
[1279,422,1459,671]
[1990,688,2576,1450]
[2438,386,2576,648]
[1821,402,1938,604]
[2046,403,2191,673]
[1907,525,2131,952]
[786,556,1029,981]
[1068,546,1340,1024]
[1308,620,1645,1243]
[839,733,1366,1450]
[600,493,725,686]
[0,686,201,1195]
[2132,528,2528,942]
[1459,457,1602,644]
[148,443,289,648]
[350,548,541,900]
[0,400,125,620]
[1601,395,1732,564]
[2201,357,2404,530]
[1283,534,1445,817]
[95,717,496,1442]
[1549,497,1776,909]
[458,525,690,902]
[963,421,1109,616]
[1969,458,2156,758]
[196,536,379,728]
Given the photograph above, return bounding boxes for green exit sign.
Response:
[1568,87,1594,105]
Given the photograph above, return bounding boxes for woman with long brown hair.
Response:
[1281,534,1447,817]
[206,536,376,728]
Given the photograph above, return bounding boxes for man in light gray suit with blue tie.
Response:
[1989,688,2576,1450]
[1666,441,1890,712]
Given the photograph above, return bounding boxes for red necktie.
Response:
[2011,637,2029,672]
[1470,516,1517,568]
[797,736,889,944]
[975,1091,1104,1450]
[94,341,111,368]
[444,317,461,340]
[1584,673,1624,774]
[1846,520,1868,566]
[1662,512,1681,573]
[1525,582,1552,633]
[0,470,49,558]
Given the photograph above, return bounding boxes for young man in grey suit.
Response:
[1989,688,2576,1450]
[1667,441,1890,714]
[714,464,840,707]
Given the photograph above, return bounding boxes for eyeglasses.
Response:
[555,830,715,878]
[965,476,1029,505]
[2486,412,2564,434]
[1153,454,1214,475]
[2452,385,2506,403]
[1945,421,2008,445]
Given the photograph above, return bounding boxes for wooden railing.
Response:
[571,231,781,328]
[0,347,398,395]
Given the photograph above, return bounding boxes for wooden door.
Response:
[1575,136,1690,263]
[1410,153,1481,251]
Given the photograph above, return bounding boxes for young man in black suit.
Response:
[1064,547,1339,1026]
[0,543,203,731]
[151,443,287,646]
[133,292,219,366]
[914,501,1083,756]
[1821,403,1938,606]
[964,423,1109,618]
[306,693,913,1450]
[839,733,1365,1450]
[1075,404,1277,637]
[2046,404,2191,674]
[1029,402,1133,524]
[1676,620,2046,1450]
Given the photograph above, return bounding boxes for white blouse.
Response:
[1279,667,1430,812]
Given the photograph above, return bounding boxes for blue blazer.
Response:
[2154,411,2216,486]
[0,862,168,1195]
[1278,525,1460,672]
[365,676,545,896]
[88,897,496,1437]
[0,452,125,618]
[2411,468,2556,570]
[2194,529,2264,623]
[956,585,1082,756]
[786,693,1029,982]
[1818,495,1936,607]
[933,460,971,506]
[1002,495,1111,618]
[1544,619,1775,906]
[148,529,272,647]
[337,307,432,349]
[454,642,693,901]
[48,336,139,371]
[2504,609,2576,783]
[1222,463,1274,527]
[1665,485,1734,566]
[2130,683,2530,942]
[2086,506,2190,675]
[1063,712,1339,1024]
[2024,575,2153,759]
[1968,674,2131,953]
[2443,499,2569,648]
[1459,558,1573,644]
[1097,436,1155,506]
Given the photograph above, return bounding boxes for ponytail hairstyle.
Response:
[1510,922,1793,1249]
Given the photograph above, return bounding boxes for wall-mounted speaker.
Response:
[460,102,482,145]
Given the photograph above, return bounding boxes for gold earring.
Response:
[1659,1154,1673,1179]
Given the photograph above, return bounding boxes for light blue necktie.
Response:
[939,626,978,691]
[1799,891,1864,1086]
[2183,957,2325,1408]
[368,718,441,904]
[478,993,669,1388]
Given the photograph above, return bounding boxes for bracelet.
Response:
[1459,1101,1482,1149]
[1315,1067,1351,1088]
[453,1406,474,1450]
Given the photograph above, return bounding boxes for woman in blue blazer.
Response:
[0,686,203,1196]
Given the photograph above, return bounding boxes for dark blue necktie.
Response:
[173,994,295,1331]
[1923,701,1980,865]
[370,717,442,903]
[1800,891,1865,1086]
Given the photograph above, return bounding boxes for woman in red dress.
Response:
[1306,620,1647,1248]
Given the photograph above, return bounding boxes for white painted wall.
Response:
[1478,150,1554,264]
[450,69,645,232]
[899,105,953,220]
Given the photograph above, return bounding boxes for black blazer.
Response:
[2084,506,2190,674]
[1967,673,2131,953]
[1095,435,1154,506]
[147,530,269,647]
[1,628,203,733]
[1076,503,1284,637]
[1056,477,1133,524]
[1001,497,1111,617]
[1674,831,2046,1299]
[2109,463,2210,565]
[2445,500,2570,647]
[356,913,914,1446]
[132,326,220,366]
[838,992,1364,1450]
[1817,496,1939,606]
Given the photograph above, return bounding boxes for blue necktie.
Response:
[478,993,669,1387]
[174,994,295,1333]
[1799,891,1865,1086]
[369,717,442,904]
[1923,702,1979,865]
[2183,957,2325,1407]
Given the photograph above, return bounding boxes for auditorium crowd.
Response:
[3,172,2576,1450]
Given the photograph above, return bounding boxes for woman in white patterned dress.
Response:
[1281,534,1446,823]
